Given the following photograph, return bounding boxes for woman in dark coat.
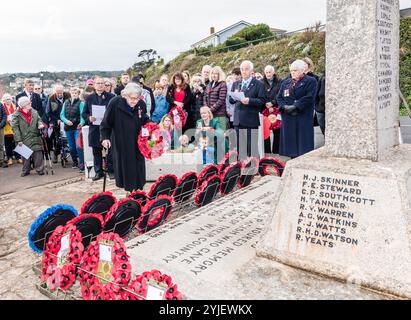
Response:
[166,72,193,132]
[277,60,317,158]
[100,84,150,192]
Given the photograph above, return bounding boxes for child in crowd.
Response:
[173,134,195,153]
[196,135,214,165]
[151,83,169,123]
[159,114,174,152]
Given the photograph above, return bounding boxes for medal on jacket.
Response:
[138,106,142,118]
[284,89,290,97]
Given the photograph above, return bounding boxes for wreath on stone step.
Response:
[80,192,117,219]
[41,223,83,291]
[122,270,183,300]
[79,232,131,300]
[29,204,78,253]
[136,196,173,235]
[104,198,142,238]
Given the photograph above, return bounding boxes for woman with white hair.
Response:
[11,97,45,176]
[276,59,318,159]
[100,83,150,192]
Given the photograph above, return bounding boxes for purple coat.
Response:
[204,81,227,117]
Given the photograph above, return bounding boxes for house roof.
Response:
[270,27,287,34]
[401,7,411,17]
[191,20,253,47]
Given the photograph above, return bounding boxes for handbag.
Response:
[77,129,84,149]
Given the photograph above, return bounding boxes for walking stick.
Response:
[102,147,107,192]
[42,128,54,175]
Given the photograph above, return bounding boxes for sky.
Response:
[1,0,411,74]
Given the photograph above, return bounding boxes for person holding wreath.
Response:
[100,83,150,192]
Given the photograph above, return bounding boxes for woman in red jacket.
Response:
[166,72,193,133]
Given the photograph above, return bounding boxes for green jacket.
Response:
[11,108,43,152]
[195,118,224,139]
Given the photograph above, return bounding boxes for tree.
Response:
[132,49,160,73]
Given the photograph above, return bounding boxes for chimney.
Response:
[210,27,215,35]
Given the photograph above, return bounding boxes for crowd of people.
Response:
[0,57,326,193]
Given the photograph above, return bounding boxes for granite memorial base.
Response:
[125,176,390,300]
[257,146,411,299]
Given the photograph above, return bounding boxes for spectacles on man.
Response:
[105,84,112,87]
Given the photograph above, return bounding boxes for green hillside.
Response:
[145,29,325,83]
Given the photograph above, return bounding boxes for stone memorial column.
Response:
[325,0,400,161]
[257,0,411,299]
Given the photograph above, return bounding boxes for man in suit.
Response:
[82,76,115,181]
[229,60,266,161]
[15,79,45,121]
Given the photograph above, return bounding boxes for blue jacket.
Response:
[277,75,318,158]
[151,95,169,123]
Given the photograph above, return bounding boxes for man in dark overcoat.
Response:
[100,83,150,192]
[82,76,115,181]
[277,60,318,158]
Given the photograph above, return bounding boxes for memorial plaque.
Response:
[126,177,280,299]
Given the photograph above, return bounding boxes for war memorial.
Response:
[1,0,410,305]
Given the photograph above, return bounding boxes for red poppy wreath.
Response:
[79,232,131,300]
[41,224,84,291]
[262,107,282,130]
[138,122,165,160]
[122,270,183,300]
[168,106,187,129]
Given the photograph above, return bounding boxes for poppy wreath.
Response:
[195,175,221,207]
[147,174,178,200]
[238,157,259,189]
[258,156,284,177]
[168,106,187,130]
[197,164,219,189]
[136,195,173,235]
[218,150,239,175]
[67,213,105,249]
[219,162,242,196]
[127,190,148,207]
[79,232,131,300]
[28,204,78,254]
[138,122,165,160]
[41,224,83,291]
[104,198,142,238]
[262,107,282,130]
[80,192,117,219]
[122,270,183,300]
[172,171,198,204]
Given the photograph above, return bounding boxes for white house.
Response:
[191,21,286,49]
[401,7,411,18]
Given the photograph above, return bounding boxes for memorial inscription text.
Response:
[295,174,376,248]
